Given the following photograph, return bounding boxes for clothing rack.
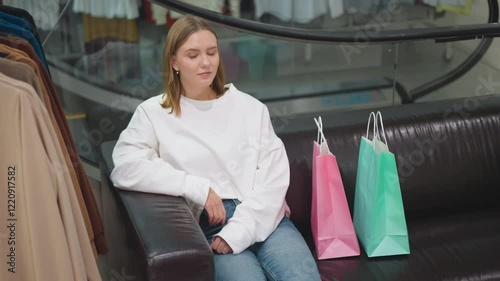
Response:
[0,4,107,281]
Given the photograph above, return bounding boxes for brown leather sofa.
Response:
[99,94,500,281]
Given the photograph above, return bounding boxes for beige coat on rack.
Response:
[0,73,101,281]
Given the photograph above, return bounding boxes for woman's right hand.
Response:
[204,188,226,226]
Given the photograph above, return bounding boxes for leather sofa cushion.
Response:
[316,208,500,281]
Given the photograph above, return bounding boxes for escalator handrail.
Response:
[153,0,499,102]
[153,0,500,44]
[410,0,499,100]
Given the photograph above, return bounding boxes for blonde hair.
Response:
[161,15,226,116]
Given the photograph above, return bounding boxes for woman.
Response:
[111,14,321,281]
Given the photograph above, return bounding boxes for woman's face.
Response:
[171,29,219,90]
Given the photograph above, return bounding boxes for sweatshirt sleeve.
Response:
[215,105,290,254]
[110,105,210,207]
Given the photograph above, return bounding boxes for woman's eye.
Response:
[188,54,198,59]
[208,52,216,56]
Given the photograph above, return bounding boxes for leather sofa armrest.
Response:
[100,141,214,281]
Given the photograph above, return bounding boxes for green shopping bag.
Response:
[353,112,410,257]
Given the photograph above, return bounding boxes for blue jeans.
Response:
[199,199,321,281]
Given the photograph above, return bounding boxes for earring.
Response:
[176,71,179,75]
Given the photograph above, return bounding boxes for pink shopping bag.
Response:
[311,117,360,259]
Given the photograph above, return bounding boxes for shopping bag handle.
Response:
[375,111,388,145]
[365,112,377,140]
[314,117,326,145]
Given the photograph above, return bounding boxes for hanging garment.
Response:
[344,0,414,14]
[143,0,154,23]
[423,0,466,6]
[0,14,49,70]
[82,14,139,47]
[150,2,168,25]
[0,6,45,62]
[130,1,165,25]
[0,42,53,114]
[169,0,225,18]
[231,0,241,17]
[0,72,101,281]
[5,0,63,31]
[254,0,328,23]
[80,14,140,81]
[0,57,42,95]
[0,41,98,258]
[329,0,344,18]
[223,0,241,17]
[72,0,141,19]
[423,0,471,15]
[143,0,239,27]
[436,0,472,15]
[0,35,108,255]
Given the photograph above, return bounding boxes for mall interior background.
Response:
[3,0,499,278]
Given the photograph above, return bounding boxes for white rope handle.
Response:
[365,112,377,139]
[375,111,388,145]
[314,117,326,145]
[315,117,321,143]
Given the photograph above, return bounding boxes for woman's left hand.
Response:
[212,236,233,254]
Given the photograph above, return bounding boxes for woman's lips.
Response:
[199,72,212,77]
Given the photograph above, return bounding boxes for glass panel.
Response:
[214,26,400,122]
[397,38,500,103]
[177,0,491,30]
[12,0,493,164]
[340,1,490,31]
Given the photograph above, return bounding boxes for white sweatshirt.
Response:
[110,84,291,254]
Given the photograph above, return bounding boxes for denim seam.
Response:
[260,260,279,281]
